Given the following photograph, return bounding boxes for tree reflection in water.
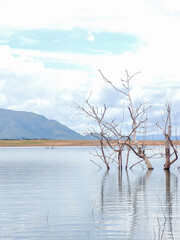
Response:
[92,168,179,239]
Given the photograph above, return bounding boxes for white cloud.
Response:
[152,0,180,12]
[85,32,95,42]
[0,45,96,130]
[0,0,180,133]
[9,98,50,112]
[0,0,174,35]
[0,45,44,76]
[1,42,180,132]
[0,0,179,52]
[0,94,7,105]
[17,36,39,46]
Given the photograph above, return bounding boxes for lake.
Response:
[0,146,179,239]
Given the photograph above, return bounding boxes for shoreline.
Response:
[0,139,179,147]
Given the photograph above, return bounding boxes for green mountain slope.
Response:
[0,108,85,140]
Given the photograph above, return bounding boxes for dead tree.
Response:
[102,120,126,170]
[156,103,178,170]
[99,69,154,170]
[75,94,112,170]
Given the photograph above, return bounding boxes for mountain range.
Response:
[0,108,179,141]
[0,108,85,140]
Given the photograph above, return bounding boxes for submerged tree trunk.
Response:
[164,138,171,170]
[157,103,178,170]
[135,143,154,170]
[164,104,171,170]
[125,146,130,169]
[164,104,173,170]
[143,154,154,170]
[118,151,122,170]
[99,69,154,170]
[100,137,110,170]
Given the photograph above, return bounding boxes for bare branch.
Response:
[130,159,144,169]
[98,69,128,96]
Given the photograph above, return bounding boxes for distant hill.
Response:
[0,108,86,140]
[136,134,180,141]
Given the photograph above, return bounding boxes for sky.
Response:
[0,0,180,135]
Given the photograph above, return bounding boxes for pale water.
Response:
[0,146,179,239]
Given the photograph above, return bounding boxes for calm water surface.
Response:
[0,146,179,239]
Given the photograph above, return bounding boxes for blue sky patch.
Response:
[5,29,140,55]
[44,62,90,71]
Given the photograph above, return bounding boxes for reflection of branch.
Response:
[90,159,102,169]
[153,196,167,240]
